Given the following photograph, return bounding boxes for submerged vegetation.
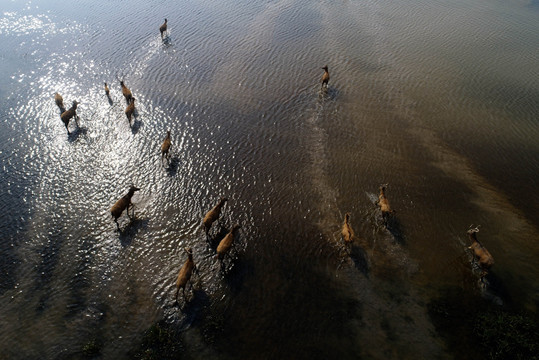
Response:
[81,339,101,359]
[428,288,538,360]
[474,309,539,360]
[131,321,183,360]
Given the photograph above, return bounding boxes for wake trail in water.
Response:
[305,97,342,245]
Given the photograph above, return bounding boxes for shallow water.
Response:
[0,0,538,358]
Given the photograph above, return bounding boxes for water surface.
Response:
[0,0,538,358]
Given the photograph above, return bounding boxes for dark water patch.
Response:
[209,256,363,359]
[64,238,96,319]
[34,226,64,312]
[0,241,20,296]
[477,272,509,307]
[428,287,488,360]
[178,288,210,321]
[455,138,539,231]
[220,255,252,296]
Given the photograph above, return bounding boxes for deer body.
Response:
[60,101,78,134]
[125,98,135,123]
[321,65,330,89]
[217,224,240,260]
[342,213,355,245]
[160,18,167,38]
[175,248,196,301]
[161,131,171,159]
[203,197,228,235]
[120,81,132,103]
[468,229,494,276]
[377,185,395,224]
[110,186,140,229]
[54,93,65,111]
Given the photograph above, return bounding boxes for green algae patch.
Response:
[474,310,539,360]
[428,287,538,360]
[132,321,183,360]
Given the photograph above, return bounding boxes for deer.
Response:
[341,213,356,251]
[216,224,241,264]
[376,184,395,224]
[60,100,79,134]
[467,226,494,278]
[54,93,65,112]
[110,185,140,230]
[321,65,330,89]
[202,197,228,237]
[175,247,197,303]
[120,81,133,103]
[125,97,135,124]
[160,18,168,38]
[161,130,171,160]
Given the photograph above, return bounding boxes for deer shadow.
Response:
[130,117,142,134]
[205,224,230,251]
[318,85,339,101]
[162,35,172,47]
[118,217,149,246]
[67,125,87,142]
[349,242,370,278]
[385,215,406,245]
[165,156,180,177]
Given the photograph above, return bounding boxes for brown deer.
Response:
[54,93,65,112]
[125,98,135,123]
[467,226,494,278]
[175,247,197,303]
[217,224,241,262]
[202,197,228,236]
[160,18,167,38]
[321,65,330,89]
[60,101,78,134]
[110,185,140,229]
[341,213,356,249]
[161,130,171,159]
[377,185,395,224]
[120,81,133,103]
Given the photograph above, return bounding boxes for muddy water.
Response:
[0,0,538,358]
